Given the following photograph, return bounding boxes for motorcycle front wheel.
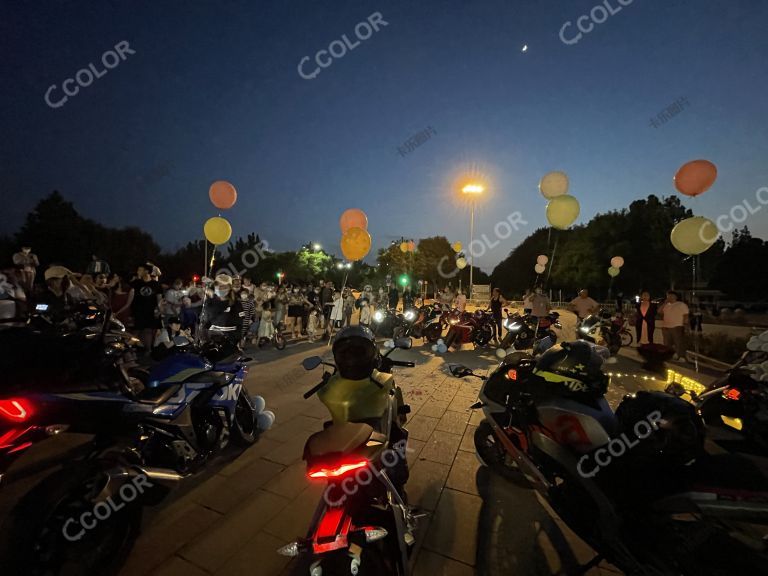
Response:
[0,464,142,576]
[231,391,259,445]
[620,330,633,347]
[473,421,527,485]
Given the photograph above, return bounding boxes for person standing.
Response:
[342,288,356,327]
[530,287,551,319]
[569,289,599,321]
[402,285,415,311]
[455,289,467,312]
[321,281,334,336]
[489,287,508,343]
[634,290,657,345]
[660,290,689,362]
[12,246,39,295]
[388,284,400,311]
[130,264,162,354]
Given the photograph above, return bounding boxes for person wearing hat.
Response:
[152,316,189,360]
[200,274,244,344]
[36,265,75,321]
[12,246,39,295]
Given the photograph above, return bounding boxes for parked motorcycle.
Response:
[450,341,768,575]
[499,309,561,354]
[278,336,419,575]
[371,307,399,338]
[667,350,768,454]
[443,309,494,350]
[394,304,443,343]
[578,311,622,355]
[0,312,273,575]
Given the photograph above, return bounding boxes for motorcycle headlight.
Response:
[579,326,589,333]
[373,311,384,323]
[404,310,416,321]
[510,323,521,332]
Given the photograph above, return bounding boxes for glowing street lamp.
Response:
[313,243,322,251]
[461,183,484,301]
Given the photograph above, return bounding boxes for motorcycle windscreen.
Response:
[318,370,392,425]
[537,398,616,454]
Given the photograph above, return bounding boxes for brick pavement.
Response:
[117,336,649,576]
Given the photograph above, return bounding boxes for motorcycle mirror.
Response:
[394,337,412,350]
[302,356,323,371]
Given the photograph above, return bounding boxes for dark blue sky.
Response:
[2,0,767,271]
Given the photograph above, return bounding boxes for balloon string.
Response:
[692,255,699,373]
[545,231,558,286]
[196,246,217,347]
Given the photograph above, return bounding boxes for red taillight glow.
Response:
[0,399,34,423]
[308,460,368,479]
[507,369,518,381]
[724,388,741,401]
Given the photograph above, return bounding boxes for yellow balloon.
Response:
[546,195,580,230]
[452,241,462,253]
[670,216,719,255]
[341,227,372,261]
[456,257,467,269]
[399,242,408,253]
[608,266,620,277]
[204,216,232,245]
[539,171,569,199]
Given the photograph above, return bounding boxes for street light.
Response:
[461,183,484,302]
[336,263,344,269]
[313,243,321,251]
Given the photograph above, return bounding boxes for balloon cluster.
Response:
[608,256,624,278]
[339,209,371,261]
[399,239,416,253]
[431,339,448,354]
[534,254,548,274]
[540,171,580,230]
[204,181,237,245]
[451,241,467,269]
[670,160,719,255]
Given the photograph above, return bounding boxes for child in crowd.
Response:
[257,301,275,344]
[306,309,319,342]
[329,290,344,336]
[359,299,372,329]
[239,289,255,347]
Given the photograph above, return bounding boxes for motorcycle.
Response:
[371,307,399,338]
[0,311,273,575]
[278,338,420,575]
[443,309,494,350]
[578,311,622,355]
[667,349,768,454]
[450,341,768,575]
[612,312,634,347]
[394,304,443,343]
[498,309,561,354]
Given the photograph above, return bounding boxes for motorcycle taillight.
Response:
[0,398,34,423]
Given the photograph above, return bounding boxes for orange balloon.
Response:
[209,181,237,209]
[341,227,372,261]
[339,208,368,233]
[674,160,717,197]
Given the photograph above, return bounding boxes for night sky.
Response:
[2,0,767,271]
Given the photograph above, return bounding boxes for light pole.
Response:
[461,183,484,302]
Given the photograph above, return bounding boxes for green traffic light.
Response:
[399,275,408,286]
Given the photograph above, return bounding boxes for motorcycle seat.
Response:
[304,422,380,461]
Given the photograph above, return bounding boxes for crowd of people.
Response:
[0,245,695,362]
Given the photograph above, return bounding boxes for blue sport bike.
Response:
[0,304,274,576]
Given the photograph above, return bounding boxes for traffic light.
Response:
[399,274,409,286]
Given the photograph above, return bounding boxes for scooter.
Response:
[450,341,768,575]
[278,338,420,575]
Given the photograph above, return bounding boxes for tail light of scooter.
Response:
[307,459,368,479]
[0,398,34,423]
[724,388,741,401]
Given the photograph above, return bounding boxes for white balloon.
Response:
[747,337,762,351]
[437,339,444,345]
[257,410,276,431]
[431,344,438,352]
[759,330,768,343]
[496,348,507,359]
[437,344,448,354]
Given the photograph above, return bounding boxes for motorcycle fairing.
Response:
[537,399,616,454]
[147,353,212,386]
